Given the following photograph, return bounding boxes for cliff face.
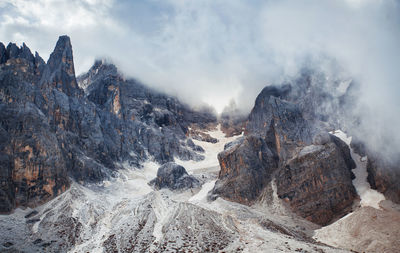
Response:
[0,39,70,213]
[276,138,356,225]
[210,77,357,226]
[0,36,216,213]
[210,135,278,204]
[366,156,400,204]
[350,138,400,204]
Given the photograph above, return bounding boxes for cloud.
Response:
[1,0,400,159]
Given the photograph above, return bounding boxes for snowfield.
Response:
[1,126,398,252]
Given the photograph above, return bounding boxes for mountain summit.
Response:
[0,36,216,214]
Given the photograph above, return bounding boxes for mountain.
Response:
[0,36,216,214]
[0,36,399,253]
[210,83,357,225]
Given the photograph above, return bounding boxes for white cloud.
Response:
[1,0,400,157]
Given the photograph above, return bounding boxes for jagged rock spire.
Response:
[0,42,7,64]
[47,35,75,75]
[44,35,82,97]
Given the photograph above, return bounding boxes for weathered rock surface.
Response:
[367,156,400,204]
[210,78,357,225]
[0,36,216,213]
[0,103,69,213]
[149,162,200,190]
[187,126,219,143]
[210,136,278,204]
[350,138,400,205]
[276,139,356,225]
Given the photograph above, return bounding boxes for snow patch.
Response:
[336,79,352,94]
[331,130,385,209]
[189,180,216,203]
[176,124,242,173]
[152,192,171,242]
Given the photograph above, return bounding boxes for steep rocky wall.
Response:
[0,36,216,213]
[351,138,400,205]
[367,157,400,204]
[0,103,69,213]
[210,135,278,204]
[211,79,357,225]
[276,141,356,225]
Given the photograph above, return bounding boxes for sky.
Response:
[1,0,400,158]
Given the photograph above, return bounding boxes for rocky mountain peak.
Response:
[211,78,358,225]
[6,42,20,59]
[0,35,216,214]
[42,35,82,97]
[77,59,119,90]
[47,35,74,74]
[0,42,6,64]
[0,41,35,65]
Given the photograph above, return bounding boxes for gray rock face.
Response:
[210,136,278,204]
[149,162,200,190]
[210,78,357,225]
[0,103,70,213]
[350,137,400,205]
[186,139,205,153]
[276,139,356,226]
[366,156,400,204]
[0,36,216,213]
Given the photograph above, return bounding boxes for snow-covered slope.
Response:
[1,126,351,252]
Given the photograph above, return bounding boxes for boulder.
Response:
[149,162,200,190]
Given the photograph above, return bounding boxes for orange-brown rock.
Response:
[0,36,217,213]
[210,135,278,204]
[276,141,356,225]
[367,156,400,204]
[0,104,69,213]
[210,84,357,225]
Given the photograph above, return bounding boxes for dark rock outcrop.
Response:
[186,139,205,153]
[0,103,69,213]
[351,138,400,204]
[39,36,82,99]
[149,162,200,190]
[210,78,357,225]
[210,136,278,204]
[367,156,400,204]
[276,140,356,225]
[0,36,216,213]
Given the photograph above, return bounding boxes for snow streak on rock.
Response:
[313,130,399,253]
[175,124,242,172]
[332,130,385,209]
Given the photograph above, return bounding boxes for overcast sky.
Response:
[1,0,399,123]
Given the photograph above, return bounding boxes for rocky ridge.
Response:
[0,36,216,213]
[210,74,358,226]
